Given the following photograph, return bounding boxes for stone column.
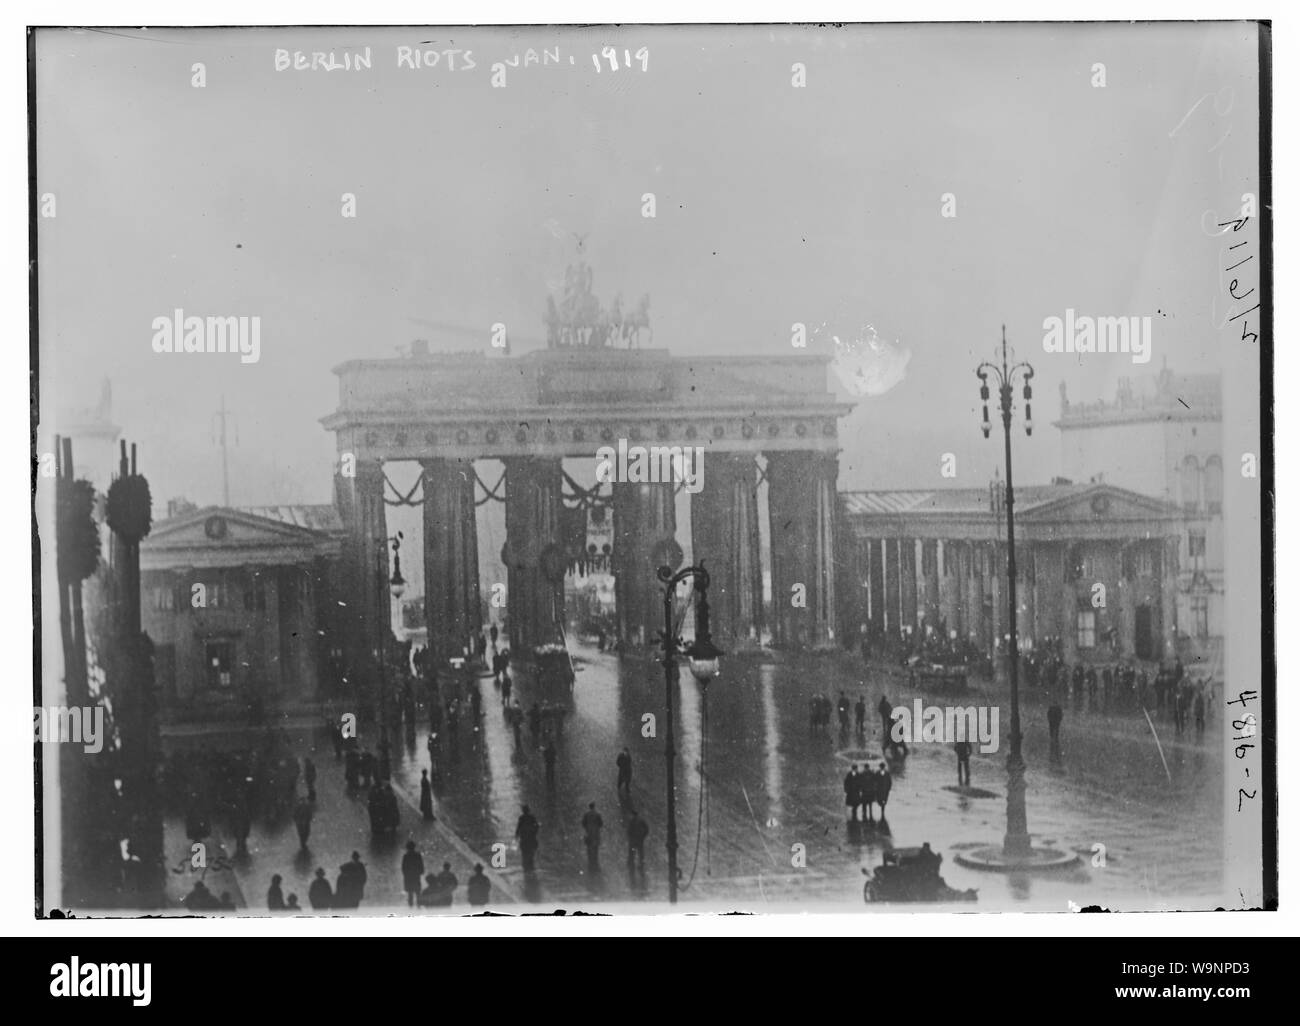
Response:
[969,543,988,650]
[422,457,482,665]
[899,538,918,634]
[883,537,901,638]
[503,457,564,656]
[922,539,941,628]
[689,453,761,648]
[766,452,838,648]
[867,538,886,640]
[613,480,678,647]
[334,459,388,716]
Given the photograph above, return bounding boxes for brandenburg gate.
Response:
[322,340,854,681]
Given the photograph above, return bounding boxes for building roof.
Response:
[236,504,345,534]
[840,484,1093,518]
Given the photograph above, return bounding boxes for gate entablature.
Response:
[322,347,853,462]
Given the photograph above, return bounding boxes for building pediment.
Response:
[142,506,340,571]
[1019,484,1178,524]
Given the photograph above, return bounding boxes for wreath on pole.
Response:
[56,477,100,583]
[106,474,153,543]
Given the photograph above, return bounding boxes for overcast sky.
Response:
[35,22,1259,507]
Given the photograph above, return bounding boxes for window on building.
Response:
[1205,457,1223,515]
[205,640,234,689]
[1067,545,1085,581]
[1191,596,1210,639]
[1136,547,1155,577]
[151,585,175,612]
[1076,610,1096,649]
[244,573,267,613]
[1189,530,1207,562]
[207,582,228,609]
[1180,456,1201,513]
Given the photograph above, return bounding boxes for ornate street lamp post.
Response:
[977,326,1034,859]
[657,562,723,904]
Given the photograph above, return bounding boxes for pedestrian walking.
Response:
[616,747,633,795]
[267,874,286,911]
[467,863,491,907]
[402,841,425,908]
[308,868,332,910]
[1047,702,1064,764]
[837,692,850,734]
[544,739,557,788]
[626,809,649,874]
[304,757,317,802]
[516,805,541,872]
[582,802,604,871]
[420,768,436,821]
[855,695,867,737]
[293,796,313,850]
[844,764,861,822]
[954,740,972,787]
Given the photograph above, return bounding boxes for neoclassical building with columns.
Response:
[838,481,1184,665]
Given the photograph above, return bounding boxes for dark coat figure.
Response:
[420,769,435,821]
[954,740,972,787]
[582,803,604,870]
[844,765,862,822]
[471,686,483,722]
[293,797,314,849]
[544,741,557,787]
[335,853,367,909]
[308,868,333,910]
[304,757,317,801]
[855,696,867,735]
[369,784,400,836]
[516,806,541,872]
[874,764,892,820]
[232,803,252,856]
[616,749,633,794]
[502,673,513,704]
[528,704,542,741]
[183,881,220,911]
[626,810,649,871]
[267,875,286,911]
[433,863,458,906]
[402,842,425,907]
[878,696,894,745]
[359,750,375,788]
[331,719,345,760]
[1047,703,1064,763]
[837,692,851,731]
[1175,687,1191,736]
[418,874,440,908]
[467,864,491,907]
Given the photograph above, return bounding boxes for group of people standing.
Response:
[843,762,893,823]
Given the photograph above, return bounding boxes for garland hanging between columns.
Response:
[383,470,423,507]
[473,467,506,507]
